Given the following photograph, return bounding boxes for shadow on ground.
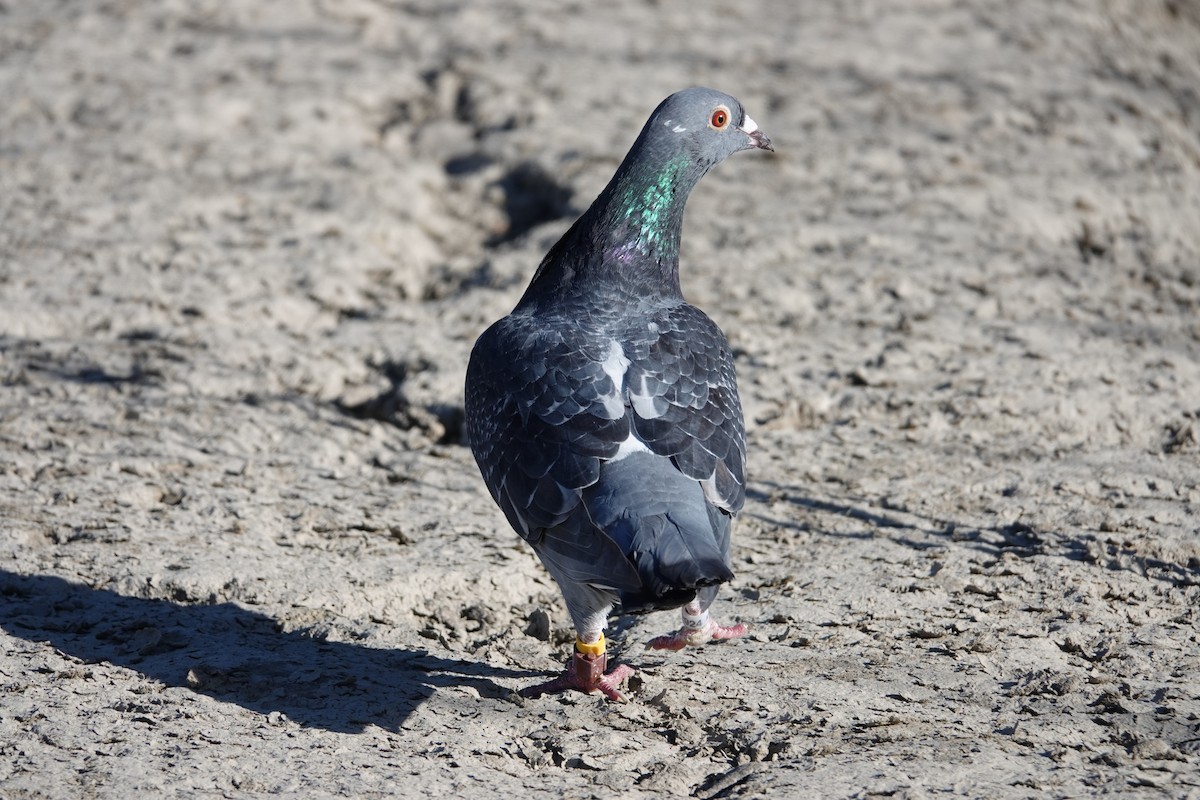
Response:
[0,570,528,733]
[747,482,1200,588]
[745,481,1081,557]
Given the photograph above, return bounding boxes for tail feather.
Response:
[583,451,734,614]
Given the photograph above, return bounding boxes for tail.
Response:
[583,451,734,614]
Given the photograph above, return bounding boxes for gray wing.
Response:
[464,303,745,598]
[465,315,643,592]
[622,303,746,514]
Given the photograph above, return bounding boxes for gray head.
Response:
[639,87,773,167]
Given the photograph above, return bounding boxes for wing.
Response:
[465,315,631,539]
[464,302,746,596]
[622,303,746,514]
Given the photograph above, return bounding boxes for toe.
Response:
[597,664,636,701]
[596,680,628,702]
[644,634,690,651]
[710,622,749,640]
[645,619,748,650]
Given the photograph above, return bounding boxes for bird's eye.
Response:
[710,107,729,129]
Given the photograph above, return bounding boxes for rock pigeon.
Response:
[465,87,772,701]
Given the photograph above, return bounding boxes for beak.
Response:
[740,114,773,152]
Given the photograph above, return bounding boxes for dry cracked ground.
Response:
[2,1,1199,798]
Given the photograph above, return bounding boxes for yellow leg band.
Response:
[574,634,606,656]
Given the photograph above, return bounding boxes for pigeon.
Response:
[465,87,772,701]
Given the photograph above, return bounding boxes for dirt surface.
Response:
[3,1,1200,797]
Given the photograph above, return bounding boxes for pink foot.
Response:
[645,618,749,651]
[521,650,635,702]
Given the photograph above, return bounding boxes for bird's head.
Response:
[647,87,773,167]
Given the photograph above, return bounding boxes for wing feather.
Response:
[465,301,745,580]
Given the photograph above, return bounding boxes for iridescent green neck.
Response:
[610,153,693,262]
[515,137,707,309]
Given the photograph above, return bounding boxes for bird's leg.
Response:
[645,591,748,651]
[520,632,635,702]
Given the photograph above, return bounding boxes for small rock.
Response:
[524,608,551,641]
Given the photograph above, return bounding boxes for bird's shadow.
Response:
[745,482,1055,556]
[0,569,529,733]
[746,482,1199,587]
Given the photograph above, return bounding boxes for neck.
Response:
[592,148,701,270]
[518,136,707,309]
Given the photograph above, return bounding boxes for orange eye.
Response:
[710,108,729,129]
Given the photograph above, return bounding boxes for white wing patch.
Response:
[700,469,723,507]
[609,433,651,462]
[599,340,630,419]
[597,340,657,462]
[629,372,668,419]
